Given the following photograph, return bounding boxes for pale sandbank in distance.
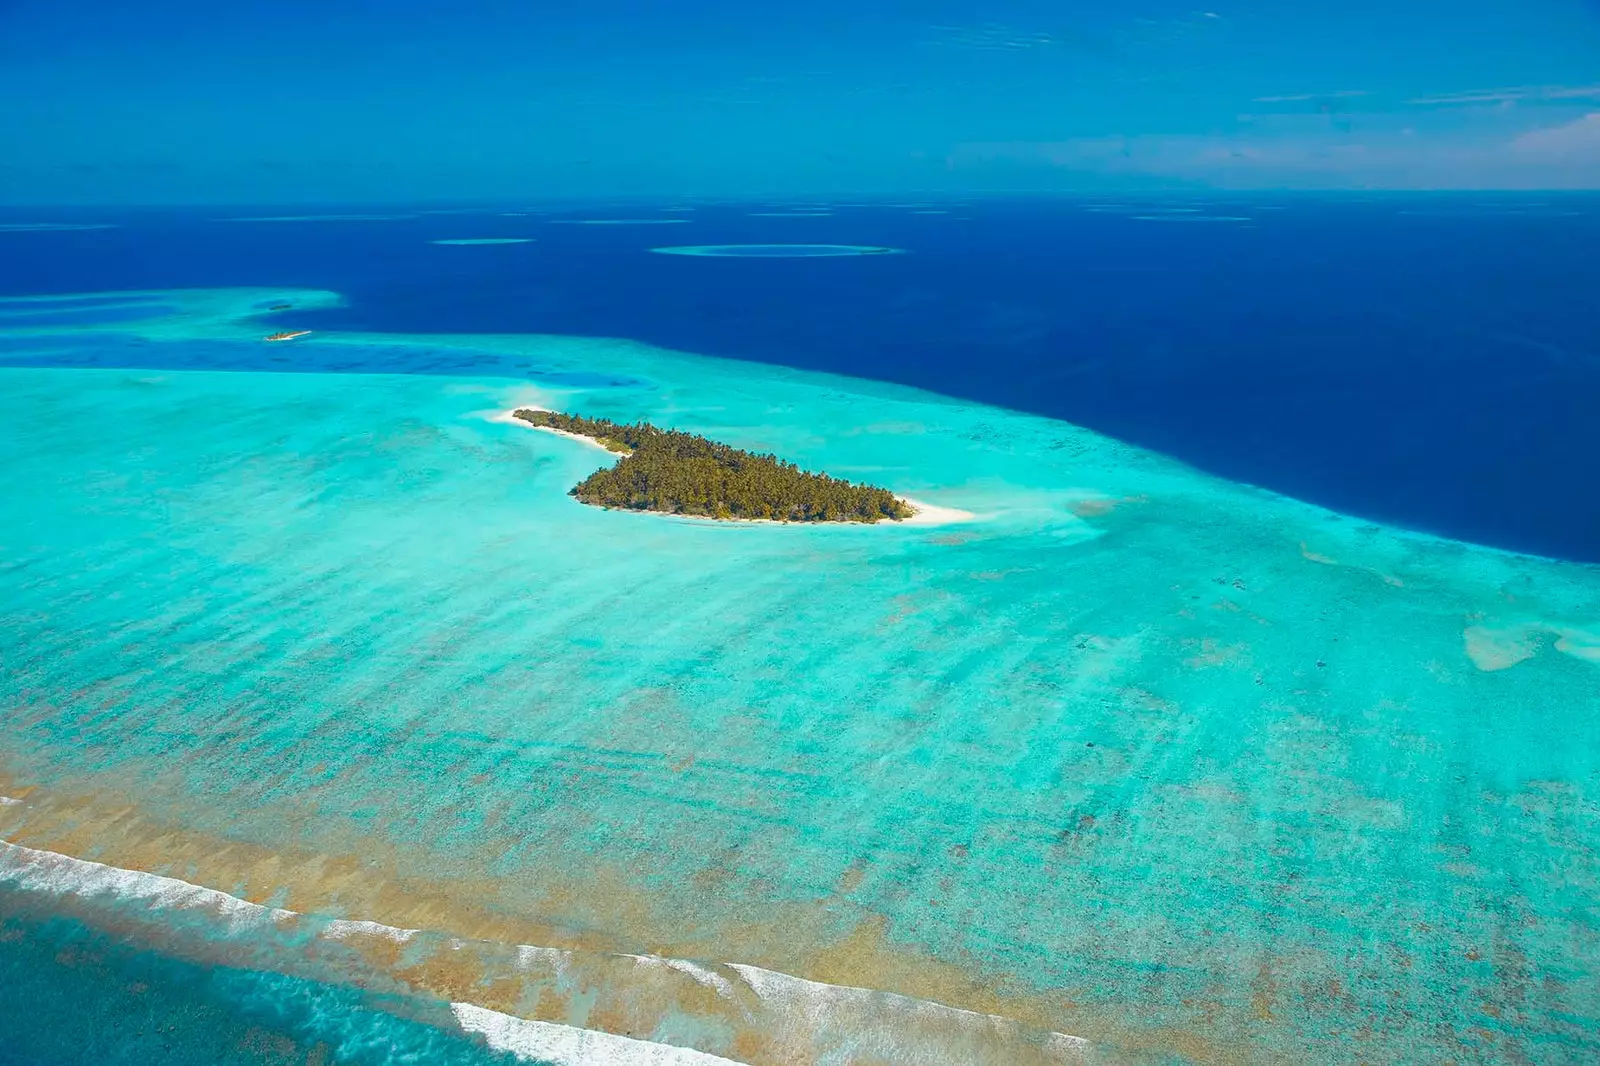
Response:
[1083,205,1203,215]
[0,222,120,232]
[219,214,417,223]
[651,244,904,258]
[431,238,535,245]
[1132,214,1252,223]
[491,407,974,526]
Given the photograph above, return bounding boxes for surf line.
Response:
[0,836,1089,1065]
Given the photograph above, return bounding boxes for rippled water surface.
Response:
[1,278,1597,1064]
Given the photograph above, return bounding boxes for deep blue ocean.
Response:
[2,196,1596,561]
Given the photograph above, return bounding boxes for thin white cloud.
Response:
[1409,85,1600,106]
[926,23,1058,50]
[1513,112,1600,162]
[1253,90,1371,103]
[927,11,1226,53]
[946,112,1600,189]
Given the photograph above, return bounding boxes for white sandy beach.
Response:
[489,406,623,454]
[897,496,977,525]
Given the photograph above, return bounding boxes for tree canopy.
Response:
[514,409,912,523]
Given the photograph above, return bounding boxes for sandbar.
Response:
[651,244,904,258]
[489,407,618,454]
[0,222,119,232]
[1131,215,1252,223]
[219,214,414,223]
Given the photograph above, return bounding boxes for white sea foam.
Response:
[452,1002,749,1065]
[0,839,291,931]
[323,917,419,942]
[728,962,1089,1054]
[652,956,739,997]
[514,941,572,971]
[0,838,1090,1064]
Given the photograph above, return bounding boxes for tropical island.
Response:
[512,408,914,523]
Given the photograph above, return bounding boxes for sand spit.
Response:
[489,406,621,454]
[897,496,978,526]
[496,408,977,526]
[0,222,120,232]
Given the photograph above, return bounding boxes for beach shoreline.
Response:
[488,406,622,454]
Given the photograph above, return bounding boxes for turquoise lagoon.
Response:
[1,288,1598,1064]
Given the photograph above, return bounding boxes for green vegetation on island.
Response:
[513,409,913,523]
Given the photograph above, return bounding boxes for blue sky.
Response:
[2,0,1598,202]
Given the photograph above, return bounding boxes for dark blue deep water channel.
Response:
[2,196,1596,561]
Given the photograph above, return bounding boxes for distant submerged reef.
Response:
[512,408,913,523]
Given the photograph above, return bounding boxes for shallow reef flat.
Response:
[1,288,1598,1064]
